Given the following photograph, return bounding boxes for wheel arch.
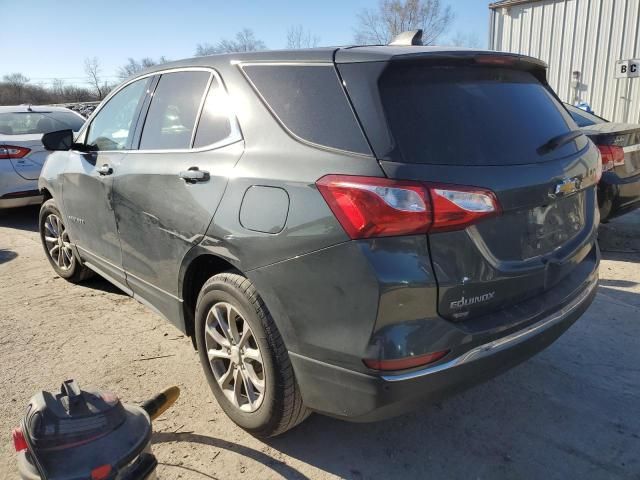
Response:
[180,249,243,347]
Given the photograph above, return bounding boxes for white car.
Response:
[0,105,85,209]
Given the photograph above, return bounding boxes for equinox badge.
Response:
[450,291,496,309]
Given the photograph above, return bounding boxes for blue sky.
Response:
[1,0,490,86]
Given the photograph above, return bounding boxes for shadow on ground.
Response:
[153,431,309,480]
[0,205,40,232]
[0,249,18,265]
[79,275,128,296]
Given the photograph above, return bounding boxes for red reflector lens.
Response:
[91,464,112,480]
[597,145,625,172]
[0,145,31,159]
[316,175,432,239]
[12,427,28,452]
[364,350,450,371]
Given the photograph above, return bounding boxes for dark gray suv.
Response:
[38,42,601,437]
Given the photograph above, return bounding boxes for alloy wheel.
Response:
[43,214,74,271]
[204,302,265,412]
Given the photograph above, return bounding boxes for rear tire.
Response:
[195,272,309,437]
[39,199,93,283]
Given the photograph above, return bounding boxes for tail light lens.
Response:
[0,145,31,159]
[316,175,432,239]
[12,427,28,452]
[364,350,450,371]
[429,186,500,233]
[316,175,500,239]
[597,145,625,172]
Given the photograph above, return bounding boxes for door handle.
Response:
[179,166,210,184]
[97,164,113,176]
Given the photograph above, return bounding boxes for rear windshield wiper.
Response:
[537,130,585,155]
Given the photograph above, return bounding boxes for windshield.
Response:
[379,65,582,166]
[0,111,85,135]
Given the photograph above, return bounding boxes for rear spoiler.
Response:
[388,51,547,70]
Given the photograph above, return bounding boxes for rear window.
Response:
[565,104,606,127]
[379,65,580,166]
[0,111,84,135]
[242,64,370,155]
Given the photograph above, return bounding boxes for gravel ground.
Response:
[1,207,639,480]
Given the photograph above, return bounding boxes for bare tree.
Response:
[448,31,481,48]
[2,73,30,103]
[84,57,109,100]
[354,0,454,46]
[195,28,266,55]
[118,56,169,80]
[286,25,320,49]
[51,78,66,99]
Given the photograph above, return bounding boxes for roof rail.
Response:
[388,29,423,46]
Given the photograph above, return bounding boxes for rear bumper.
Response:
[0,164,41,208]
[599,171,640,220]
[0,190,42,209]
[290,270,598,421]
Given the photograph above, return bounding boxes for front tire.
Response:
[39,199,93,283]
[195,273,309,437]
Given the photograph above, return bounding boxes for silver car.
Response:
[0,105,85,208]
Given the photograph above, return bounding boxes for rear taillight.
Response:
[316,175,500,239]
[597,145,625,172]
[316,175,432,239]
[12,427,28,452]
[429,186,500,233]
[0,145,31,159]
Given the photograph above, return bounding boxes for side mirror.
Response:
[42,129,74,151]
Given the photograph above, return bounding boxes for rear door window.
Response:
[378,64,582,166]
[139,71,210,150]
[242,64,370,155]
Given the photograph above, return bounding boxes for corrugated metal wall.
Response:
[489,0,640,123]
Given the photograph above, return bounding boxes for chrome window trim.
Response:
[237,62,373,158]
[79,66,242,154]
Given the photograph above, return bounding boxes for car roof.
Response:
[133,45,520,76]
[0,105,77,113]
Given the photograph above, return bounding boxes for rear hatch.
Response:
[337,51,600,321]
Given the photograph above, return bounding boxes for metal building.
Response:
[489,0,640,123]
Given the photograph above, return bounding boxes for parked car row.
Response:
[63,102,99,118]
[3,36,639,437]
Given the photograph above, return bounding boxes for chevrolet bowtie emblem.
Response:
[554,177,581,197]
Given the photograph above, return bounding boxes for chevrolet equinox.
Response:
[38,35,601,437]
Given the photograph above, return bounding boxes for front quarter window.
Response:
[85,78,150,151]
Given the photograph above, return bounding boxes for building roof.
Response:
[489,0,544,9]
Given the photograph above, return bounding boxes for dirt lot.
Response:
[1,207,639,480]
